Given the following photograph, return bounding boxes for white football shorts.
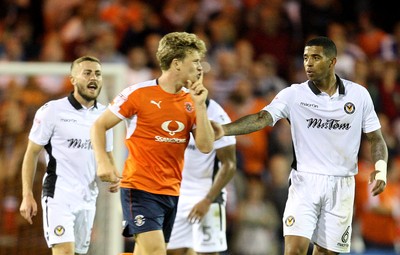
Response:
[168,201,227,253]
[283,170,355,253]
[41,196,96,254]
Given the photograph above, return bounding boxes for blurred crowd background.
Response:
[0,0,400,254]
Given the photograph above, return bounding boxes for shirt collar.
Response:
[67,92,97,110]
[308,75,345,95]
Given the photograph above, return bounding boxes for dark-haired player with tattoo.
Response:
[213,37,388,255]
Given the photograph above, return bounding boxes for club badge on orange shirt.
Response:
[185,102,194,113]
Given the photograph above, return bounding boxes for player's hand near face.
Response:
[187,72,207,106]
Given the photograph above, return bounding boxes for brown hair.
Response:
[156,32,207,71]
[70,56,101,72]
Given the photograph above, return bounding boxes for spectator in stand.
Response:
[378,113,400,161]
[352,58,369,86]
[59,0,104,61]
[0,35,28,89]
[209,50,243,105]
[162,0,199,32]
[359,57,386,110]
[43,0,80,32]
[0,34,25,62]
[327,22,366,80]
[0,0,43,60]
[116,2,162,55]
[231,176,280,255]
[245,2,292,79]
[206,11,238,64]
[377,61,400,122]
[195,0,241,28]
[35,32,69,97]
[143,33,164,70]
[223,77,271,178]
[234,39,255,77]
[100,0,149,46]
[356,11,388,60]
[87,25,126,64]
[126,46,153,85]
[250,54,287,101]
[300,0,342,38]
[380,21,400,62]
[0,82,30,181]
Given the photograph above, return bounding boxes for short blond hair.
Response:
[70,56,101,73]
[156,32,207,71]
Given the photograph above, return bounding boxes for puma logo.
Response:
[150,100,162,109]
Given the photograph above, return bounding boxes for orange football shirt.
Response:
[109,79,197,196]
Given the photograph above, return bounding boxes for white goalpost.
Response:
[0,62,127,255]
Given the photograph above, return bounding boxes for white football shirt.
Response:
[264,76,380,176]
[29,93,113,202]
[180,99,236,198]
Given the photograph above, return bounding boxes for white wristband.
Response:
[375,160,387,184]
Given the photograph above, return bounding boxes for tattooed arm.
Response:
[213,110,273,140]
[364,129,388,196]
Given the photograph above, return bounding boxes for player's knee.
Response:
[146,246,166,255]
[167,248,188,255]
[313,244,339,255]
[284,236,310,255]
[139,241,166,255]
[284,246,309,255]
[52,242,75,255]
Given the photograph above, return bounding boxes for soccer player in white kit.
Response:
[19,56,119,255]
[213,37,388,255]
[167,98,236,255]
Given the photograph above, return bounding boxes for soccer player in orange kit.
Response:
[90,32,214,255]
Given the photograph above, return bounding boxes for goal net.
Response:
[0,62,127,255]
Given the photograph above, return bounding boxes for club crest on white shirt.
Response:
[344,102,355,114]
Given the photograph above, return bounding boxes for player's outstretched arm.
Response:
[222,110,273,138]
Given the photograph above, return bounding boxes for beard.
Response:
[77,84,101,102]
